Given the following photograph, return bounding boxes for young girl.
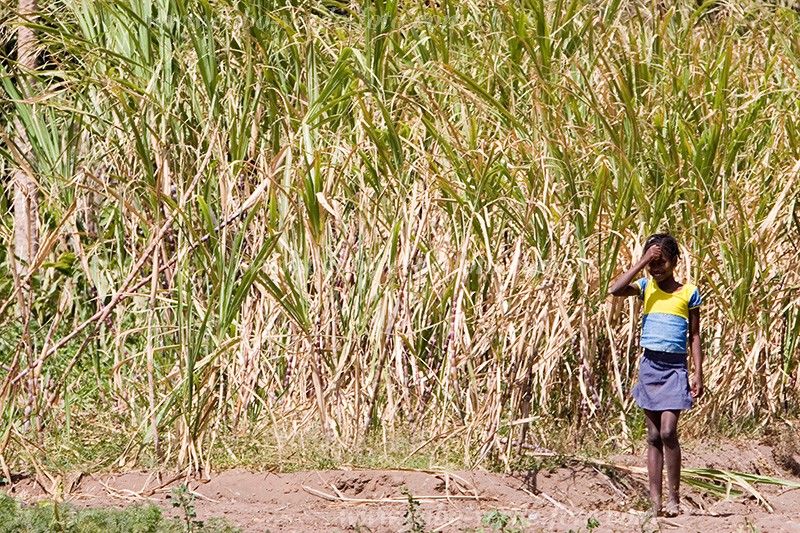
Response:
[609,233,703,517]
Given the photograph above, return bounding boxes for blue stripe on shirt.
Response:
[641,313,689,354]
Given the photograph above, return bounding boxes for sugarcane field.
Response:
[2,1,800,531]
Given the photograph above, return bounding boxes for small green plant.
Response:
[638,509,659,533]
[171,484,202,532]
[567,517,601,533]
[401,486,427,533]
[743,518,760,532]
[480,509,527,532]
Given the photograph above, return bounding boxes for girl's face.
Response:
[648,251,676,282]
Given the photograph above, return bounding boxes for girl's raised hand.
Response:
[643,244,661,263]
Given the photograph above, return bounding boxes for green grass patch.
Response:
[208,423,470,473]
[0,495,239,533]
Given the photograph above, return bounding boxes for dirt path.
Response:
[5,439,800,532]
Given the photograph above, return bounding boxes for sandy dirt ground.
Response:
[5,437,800,532]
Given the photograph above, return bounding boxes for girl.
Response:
[609,233,703,517]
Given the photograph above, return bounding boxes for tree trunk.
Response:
[13,0,39,274]
[13,0,40,437]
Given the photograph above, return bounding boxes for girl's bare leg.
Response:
[660,410,682,513]
[644,410,663,513]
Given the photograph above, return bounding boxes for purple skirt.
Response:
[632,349,693,411]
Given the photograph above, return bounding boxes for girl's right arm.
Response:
[609,245,659,297]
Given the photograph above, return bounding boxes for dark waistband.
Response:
[643,349,687,365]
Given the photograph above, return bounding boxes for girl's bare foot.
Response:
[662,500,681,517]
[649,497,661,517]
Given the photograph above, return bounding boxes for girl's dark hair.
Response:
[644,233,680,259]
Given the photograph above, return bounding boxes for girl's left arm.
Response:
[689,307,703,398]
